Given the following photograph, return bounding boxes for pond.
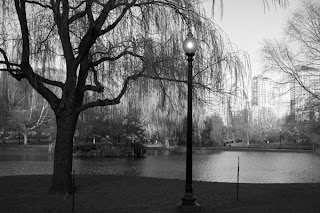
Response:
[1,146,320,183]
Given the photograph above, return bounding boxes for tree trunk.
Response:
[49,111,78,194]
[22,133,28,146]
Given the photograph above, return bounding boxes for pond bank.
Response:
[0,143,318,154]
[0,175,319,212]
[0,144,49,149]
[147,145,319,153]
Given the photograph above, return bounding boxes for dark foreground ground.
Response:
[0,175,319,213]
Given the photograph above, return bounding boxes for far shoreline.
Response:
[1,143,319,154]
[146,145,319,153]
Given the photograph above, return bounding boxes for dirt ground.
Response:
[0,175,319,213]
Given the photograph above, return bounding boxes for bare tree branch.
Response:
[85,66,104,92]
[76,71,141,113]
[25,0,52,9]
[91,50,144,67]
[98,1,136,36]
[0,48,25,80]
[68,10,87,24]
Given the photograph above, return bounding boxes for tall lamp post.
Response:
[178,30,201,212]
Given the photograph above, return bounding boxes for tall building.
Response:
[206,90,249,127]
[290,66,320,121]
[252,76,281,115]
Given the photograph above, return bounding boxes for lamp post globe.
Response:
[183,32,198,55]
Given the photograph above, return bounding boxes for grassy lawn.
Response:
[0,175,319,212]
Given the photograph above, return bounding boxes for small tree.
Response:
[87,108,147,143]
[9,89,53,145]
[0,96,9,136]
[201,114,225,145]
[250,107,280,143]
[232,109,250,142]
[0,75,53,145]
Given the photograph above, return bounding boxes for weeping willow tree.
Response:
[79,17,251,143]
[0,0,287,194]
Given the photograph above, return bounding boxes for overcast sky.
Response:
[202,0,301,76]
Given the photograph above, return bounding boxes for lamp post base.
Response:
[177,194,202,213]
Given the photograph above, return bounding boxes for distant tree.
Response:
[261,1,320,144]
[9,90,53,145]
[0,95,9,134]
[121,109,147,142]
[262,1,320,108]
[0,73,11,139]
[175,116,187,146]
[83,108,146,144]
[250,107,280,142]
[201,114,225,145]
[282,111,320,143]
[230,109,250,142]
[0,74,53,145]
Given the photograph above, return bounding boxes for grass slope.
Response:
[0,175,319,212]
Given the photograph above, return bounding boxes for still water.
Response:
[1,147,320,183]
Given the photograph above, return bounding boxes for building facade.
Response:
[251,76,282,116]
[290,66,320,121]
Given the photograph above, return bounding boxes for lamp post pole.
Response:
[178,31,200,212]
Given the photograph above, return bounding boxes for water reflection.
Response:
[0,147,53,162]
[1,146,320,183]
[73,157,145,177]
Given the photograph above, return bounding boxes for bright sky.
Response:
[202,0,301,76]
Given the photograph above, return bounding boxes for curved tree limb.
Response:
[35,74,64,88]
[51,0,75,66]
[0,48,25,80]
[98,1,136,36]
[86,66,104,92]
[76,71,142,113]
[0,61,21,69]
[91,49,144,67]
[25,0,52,9]
[23,64,60,110]
[14,0,30,63]
[69,10,87,24]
